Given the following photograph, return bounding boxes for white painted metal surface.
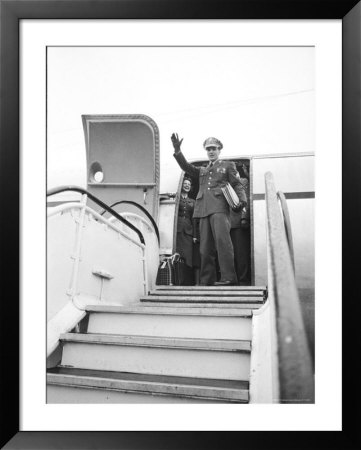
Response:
[47,385,220,404]
[158,199,176,254]
[249,301,275,403]
[87,311,252,340]
[47,206,79,321]
[47,198,159,357]
[47,301,86,357]
[252,154,314,194]
[252,155,314,288]
[113,212,159,292]
[249,228,280,403]
[83,115,160,222]
[61,341,250,381]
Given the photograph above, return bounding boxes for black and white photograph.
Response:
[1,0,360,446]
[46,44,315,405]
[12,16,348,436]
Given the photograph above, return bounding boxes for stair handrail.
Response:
[47,185,145,245]
[100,199,160,243]
[265,171,314,403]
[277,190,295,272]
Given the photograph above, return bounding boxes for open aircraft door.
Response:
[82,114,160,223]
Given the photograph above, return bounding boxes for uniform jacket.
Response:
[177,195,196,236]
[174,151,247,219]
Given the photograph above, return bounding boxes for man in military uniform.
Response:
[171,133,247,286]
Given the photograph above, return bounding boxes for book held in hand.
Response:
[221,182,241,209]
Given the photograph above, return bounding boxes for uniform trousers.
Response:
[230,227,251,284]
[199,212,237,285]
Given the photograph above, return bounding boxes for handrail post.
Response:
[142,248,149,295]
[265,172,314,403]
[68,194,88,302]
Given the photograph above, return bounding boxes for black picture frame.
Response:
[1,1,360,449]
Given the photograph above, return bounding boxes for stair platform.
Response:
[143,285,266,306]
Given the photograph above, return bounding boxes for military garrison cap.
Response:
[203,137,223,150]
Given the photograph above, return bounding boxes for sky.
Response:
[47,46,314,194]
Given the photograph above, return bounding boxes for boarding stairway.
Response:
[47,173,314,404]
[47,285,266,403]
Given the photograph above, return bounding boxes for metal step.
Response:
[139,302,262,309]
[148,289,264,297]
[154,285,266,291]
[140,295,264,304]
[60,333,251,381]
[61,333,251,351]
[47,367,249,403]
[85,304,253,316]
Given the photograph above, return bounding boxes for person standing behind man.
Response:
[230,164,251,285]
[176,177,196,285]
[171,133,247,286]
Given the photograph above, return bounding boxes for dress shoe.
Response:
[213,280,237,286]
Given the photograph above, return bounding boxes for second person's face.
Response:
[182,180,191,192]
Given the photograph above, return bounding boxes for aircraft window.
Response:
[90,161,104,183]
[94,171,104,183]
